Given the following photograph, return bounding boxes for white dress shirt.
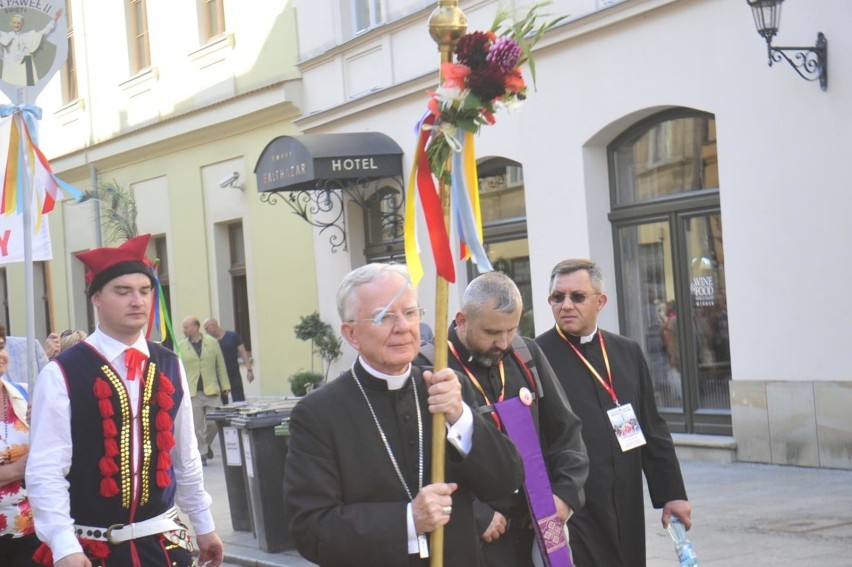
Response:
[26,328,215,563]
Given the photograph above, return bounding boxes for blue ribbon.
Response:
[450,127,492,272]
[0,104,42,146]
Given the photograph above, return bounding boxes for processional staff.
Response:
[425,2,467,565]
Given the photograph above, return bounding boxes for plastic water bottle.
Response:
[667,517,698,566]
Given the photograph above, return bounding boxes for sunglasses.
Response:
[547,292,600,306]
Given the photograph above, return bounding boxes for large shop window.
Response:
[609,109,731,435]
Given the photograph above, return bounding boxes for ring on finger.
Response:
[441,506,452,516]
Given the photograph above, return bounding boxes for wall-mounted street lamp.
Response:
[746,0,827,91]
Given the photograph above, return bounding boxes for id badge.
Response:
[606,403,646,452]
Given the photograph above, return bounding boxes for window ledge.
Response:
[53,97,85,120]
[119,67,159,96]
[189,33,235,68]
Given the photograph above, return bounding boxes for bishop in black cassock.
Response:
[283,264,524,567]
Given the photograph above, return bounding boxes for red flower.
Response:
[455,31,491,68]
[440,62,470,89]
[467,65,507,102]
[505,68,526,94]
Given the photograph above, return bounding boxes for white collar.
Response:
[579,327,599,344]
[87,327,149,363]
[359,357,412,390]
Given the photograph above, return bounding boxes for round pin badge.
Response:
[519,387,533,406]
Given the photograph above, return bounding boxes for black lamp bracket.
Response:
[766,32,827,91]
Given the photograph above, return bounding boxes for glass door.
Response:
[616,210,730,434]
[683,213,730,416]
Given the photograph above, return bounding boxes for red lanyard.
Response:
[448,340,505,429]
[555,326,619,405]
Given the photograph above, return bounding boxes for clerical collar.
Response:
[577,327,598,344]
[358,356,412,390]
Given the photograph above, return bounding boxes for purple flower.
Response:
[486,37,521,74]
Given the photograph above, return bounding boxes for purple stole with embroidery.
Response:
[492,396,574,567]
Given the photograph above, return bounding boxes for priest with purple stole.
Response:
[417,271,588,567]
[26,235,224,567]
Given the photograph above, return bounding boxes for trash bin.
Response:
[206,404,254,533]
[230,397,300,553]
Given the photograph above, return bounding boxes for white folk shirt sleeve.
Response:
[26,358,79,562]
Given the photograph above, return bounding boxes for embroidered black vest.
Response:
[55,341,183,527]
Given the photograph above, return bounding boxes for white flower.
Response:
[493,97,524,114]
[433,85,469,110]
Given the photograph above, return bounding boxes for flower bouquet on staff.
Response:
[425,2,566,183]
[406,2,565,284]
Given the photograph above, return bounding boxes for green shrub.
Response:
[289,370,324,396]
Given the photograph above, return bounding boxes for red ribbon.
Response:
[415,114,455,282]
[124,348,147,381]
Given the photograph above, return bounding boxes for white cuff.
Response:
[446,403,473,456]
[406,502,419,554]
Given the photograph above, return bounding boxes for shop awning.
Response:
[254,132,404,193]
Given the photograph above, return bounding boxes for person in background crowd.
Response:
[202,318,253,403]
[3,328,49,385]
[43,333,60,360]
[26,234,224,566]
[179,316,229,466]
[536,258,691,567]
[0,328,40,566]
[283,263,524,566]
[419,271,588,567]
[58,330,88,354]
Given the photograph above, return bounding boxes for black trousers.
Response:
[0,532,41,567]
[481,526,536,567]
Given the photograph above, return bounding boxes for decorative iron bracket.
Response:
[259,176,405,254]
[766,32,827,91]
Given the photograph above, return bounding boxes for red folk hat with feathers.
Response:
[75,234,156,297]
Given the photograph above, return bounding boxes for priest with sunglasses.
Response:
[536,259,691,567]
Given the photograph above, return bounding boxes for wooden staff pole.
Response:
[45,261,56,333]
[427,2,466,565]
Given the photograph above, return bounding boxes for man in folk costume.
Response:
[283,263,524,566]
[418,271,589,566]
[535,259,691,567]
[26,234,224,567]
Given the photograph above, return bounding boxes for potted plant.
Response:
[289,312,343,395]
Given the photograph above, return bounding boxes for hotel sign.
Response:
[255,133,404,193]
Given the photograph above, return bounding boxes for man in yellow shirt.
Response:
[179,316,230,466]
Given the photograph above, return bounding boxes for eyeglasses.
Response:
[349,307,426,327]
[60,329,77,338]
[548,292,600,306]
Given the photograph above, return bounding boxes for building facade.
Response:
[9,0,851,468]
[3,1,321,395]
[287,0,852,469]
